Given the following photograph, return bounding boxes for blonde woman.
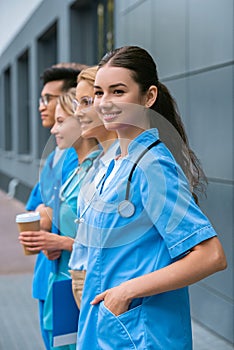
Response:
[19,88,100,349]
[68,66,119,308]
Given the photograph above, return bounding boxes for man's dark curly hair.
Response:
[41,62,89,91]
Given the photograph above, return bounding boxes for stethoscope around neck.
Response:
[59,158,94,202]
[76,139,161,223]
[118,138,161,218]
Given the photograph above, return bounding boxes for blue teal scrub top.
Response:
[69,140,120,271]
[25,147,78,300]
[43,150,101,339]
[74,129,217,350]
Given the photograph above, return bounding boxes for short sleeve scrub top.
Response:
[75,129,217,350]
[43,150,100,349]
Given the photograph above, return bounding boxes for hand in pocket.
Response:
[91,284,132,316]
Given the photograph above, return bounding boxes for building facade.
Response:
[0,0,233,344]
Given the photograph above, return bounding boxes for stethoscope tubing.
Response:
[59,158,94,202]
[77,139,162,221]
[125,139,161,201]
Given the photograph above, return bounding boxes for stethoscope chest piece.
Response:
[118,200,135,218]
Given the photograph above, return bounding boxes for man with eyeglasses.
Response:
[25,62,87,350]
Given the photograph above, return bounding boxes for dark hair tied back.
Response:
[98,46,207,202]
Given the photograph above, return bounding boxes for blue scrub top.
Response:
[43,150,101,335]
[25,147,78,300]
[75,129,217,350]
[69,140,120,271]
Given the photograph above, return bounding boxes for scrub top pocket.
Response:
[97,301,147,350]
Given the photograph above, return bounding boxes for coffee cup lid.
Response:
[16,211,41,223]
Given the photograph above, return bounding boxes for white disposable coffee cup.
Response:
[16,212,41,255]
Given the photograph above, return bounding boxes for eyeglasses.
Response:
[39,94,59,107]
[72,96,94,113]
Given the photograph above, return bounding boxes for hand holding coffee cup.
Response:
[16,212,41,255]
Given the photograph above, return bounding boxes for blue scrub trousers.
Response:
[39,300,50,350]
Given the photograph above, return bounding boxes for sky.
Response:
[0,0,43,56]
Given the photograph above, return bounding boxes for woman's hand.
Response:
[18,230,74,253]
[91,284,132,316]
[91,237,226,316]
[19,230,61,252]
[43,249,61,260]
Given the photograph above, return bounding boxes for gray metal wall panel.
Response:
[151,0,188,78]
[116,0,188,78]
[115,0,152,50]
[164,78,189,128]
[199,182,233,300]
[190,283,234,343]
[187,66,233,180]
[117,0,146,13]
[189,0,234,70]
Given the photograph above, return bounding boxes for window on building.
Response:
[70,0,114,64]
[37,22,58,158]
[96,0,114,61]
[17,49,30,154]
[3,67,12,151]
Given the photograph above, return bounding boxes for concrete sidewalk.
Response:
[0,189,233,350]
[0,189,44,350]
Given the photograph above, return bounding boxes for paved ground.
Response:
[0,189,44,350]
[0,189,233,350]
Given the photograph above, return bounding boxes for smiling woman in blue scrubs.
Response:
[19,87,100,349]
[68,66,119,309]
[74,46,227,350]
